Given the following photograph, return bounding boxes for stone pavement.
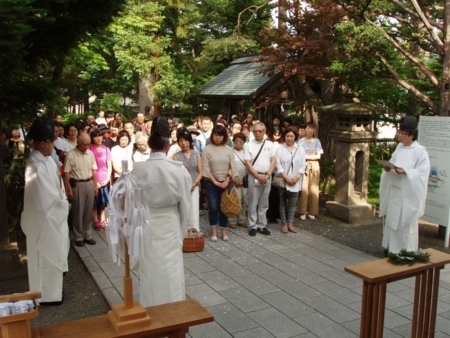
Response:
[73,215,450,338]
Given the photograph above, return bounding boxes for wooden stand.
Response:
[0,291,41,338]
[345,248,450,338]
[33,299,213,338]
[108,243,151,332]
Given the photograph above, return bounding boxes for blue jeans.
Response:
[205,180,228,228]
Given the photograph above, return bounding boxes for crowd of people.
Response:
[6,110,324,242]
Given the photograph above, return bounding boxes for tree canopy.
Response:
[0,0,125,121]
[333,0,448,116]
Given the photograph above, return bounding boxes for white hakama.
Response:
[379,141,430,254]
[21,150,69,304]
[132,154,191,307]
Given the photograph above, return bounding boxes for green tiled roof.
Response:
[198,56,280,100]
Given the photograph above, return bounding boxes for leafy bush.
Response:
[370,141,396,161]
[3,150,29,236]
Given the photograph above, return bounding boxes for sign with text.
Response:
[418,116,450,230]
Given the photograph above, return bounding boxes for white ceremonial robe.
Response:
[132,153,191,307]
[379,141,430,253]
[21,150,70,303]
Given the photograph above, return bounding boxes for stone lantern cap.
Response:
[319,102,392,133]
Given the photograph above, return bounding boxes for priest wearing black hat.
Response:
[21,118,70,305]
[131,116,191,307]
[379,116,430,254]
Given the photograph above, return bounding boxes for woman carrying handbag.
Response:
[202,125,240,242]
[275,127,306,234]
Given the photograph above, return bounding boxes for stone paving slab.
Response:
[220,287,271,313]
[74,214,450,337]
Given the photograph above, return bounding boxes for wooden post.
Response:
[107,244,151,332]
[123,242,133,310]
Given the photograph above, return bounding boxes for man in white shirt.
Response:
[244,122,276,236]
[197,116,212,147]
[53,122,71,168]
[95,110,107,126]
[379,116,430,254]
[123,121,136,145]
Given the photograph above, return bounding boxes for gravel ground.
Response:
[292,205,450,259]
[1,243,110,327]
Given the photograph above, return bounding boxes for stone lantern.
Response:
[319,102,387,223]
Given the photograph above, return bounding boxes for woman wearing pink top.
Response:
[89,129,112,230]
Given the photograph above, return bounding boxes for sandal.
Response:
[221,229,229,241]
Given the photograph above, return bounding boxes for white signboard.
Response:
[418,116,450,246]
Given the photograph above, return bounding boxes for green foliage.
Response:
[388,249,431,266]
[100,93,125,113]
[202,35,261,61]
[3,151,29,234]
[370,141,395,161]
[332,0,444,115]
[62,113,84,125]
[367,160,382,205]
[330,20,431,116]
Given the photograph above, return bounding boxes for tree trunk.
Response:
[440,0,450,116]
[48,54,66,119]
[84,94,90,112]
[138,75,153,115]
[278,0,287,30]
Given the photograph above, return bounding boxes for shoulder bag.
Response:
[243,140,265,188]
[272,147,298,189]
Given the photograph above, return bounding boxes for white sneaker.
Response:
[307,214,315,220]
[300,214,306,221]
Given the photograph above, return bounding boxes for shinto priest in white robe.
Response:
[379,141,430,253]
[21,149,70,303]
[132,152,191,307]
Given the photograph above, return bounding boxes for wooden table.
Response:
[31,299,213,338]
[345,248,450,338]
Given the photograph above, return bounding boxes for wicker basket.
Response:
[183,228,205,252]
[220,186,242,217]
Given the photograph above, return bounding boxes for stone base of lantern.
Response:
[325,201,376,224]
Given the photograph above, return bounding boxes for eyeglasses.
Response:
[253,129,265,133]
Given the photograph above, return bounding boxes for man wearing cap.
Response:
[132,116,191,306]
[21,118,69,305]
[64,132,98,247]
[187,125,203,152]
[231,114,239,125]
[379,116,430,254]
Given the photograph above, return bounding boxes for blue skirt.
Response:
[94,185,110,208]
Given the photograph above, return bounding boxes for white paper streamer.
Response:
[106,162,150,266]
